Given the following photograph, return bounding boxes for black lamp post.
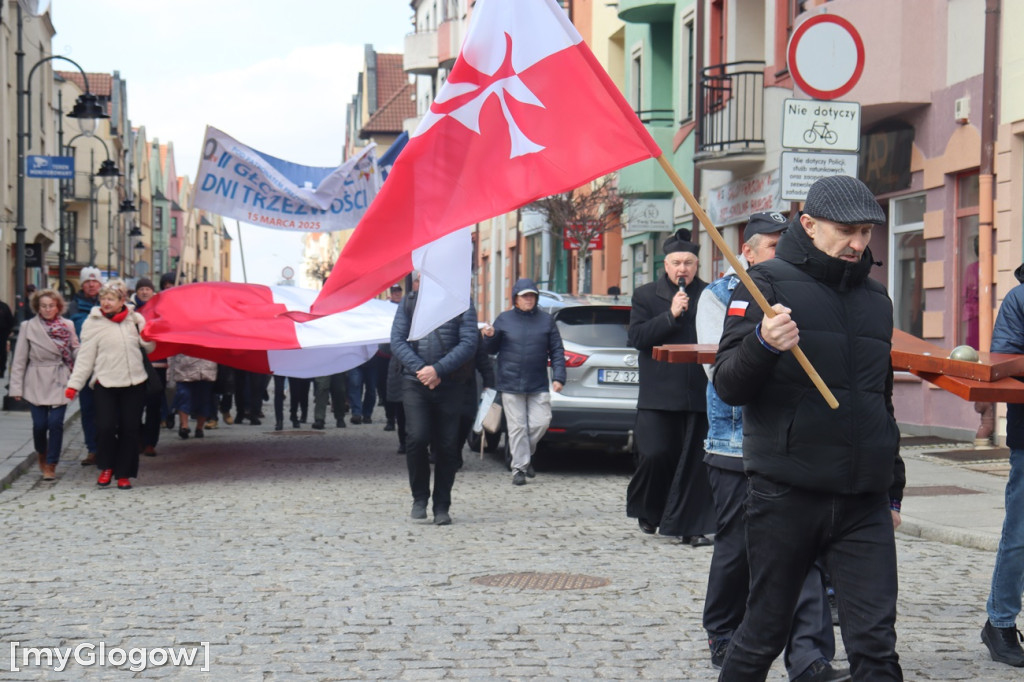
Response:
[14,4,107,325]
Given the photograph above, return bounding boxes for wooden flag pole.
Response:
[654,154,839,409]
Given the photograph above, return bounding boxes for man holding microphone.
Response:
[626,228,716,547]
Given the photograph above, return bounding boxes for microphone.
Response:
[678,277,686,293]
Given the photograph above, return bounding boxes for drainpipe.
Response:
[977,0,999,353]
[691,0,705,241]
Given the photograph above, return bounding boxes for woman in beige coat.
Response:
[66,279,155,490]
[9,289,79,480]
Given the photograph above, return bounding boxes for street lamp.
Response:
[14,4,107,325]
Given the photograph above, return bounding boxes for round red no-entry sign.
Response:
[787,14,865,100]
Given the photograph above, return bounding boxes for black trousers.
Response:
[140,367,166,448]
[719,475,901,681]
[403,379,460,513]
[627,408,715,537]
[94,383,146,479]
[704,465,834,678]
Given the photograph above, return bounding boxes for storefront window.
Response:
[957,172,981,348]
[889,194,926,337]
[632,241,651,292]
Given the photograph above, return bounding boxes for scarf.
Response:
[104,305,130,323]
[43,316,74,370]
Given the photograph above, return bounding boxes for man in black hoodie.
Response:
[713,175,904,681]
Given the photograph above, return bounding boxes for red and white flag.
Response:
[141,0,663,372]
[728,300,750,317]
[141,283,396,378]
[311,0,661,329]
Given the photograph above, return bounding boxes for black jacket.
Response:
[390,293,478,384]
[628,272,707,412]
[713,218,904,499]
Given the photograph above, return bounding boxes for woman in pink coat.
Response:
[9,289,79,480]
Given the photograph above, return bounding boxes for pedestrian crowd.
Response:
[7,174,1024,680]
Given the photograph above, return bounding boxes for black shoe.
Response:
[512,470,527,486]
[982,620,1024,667]
[411,500,427,520]
[397,444,406,454]
[792,658,851,681]
[363,416,372,424]
[638,518,657,535]
[336,419,346,428]
[350,415,362,425]
[684,535,713,547]
[194,428,204,439]
[178,427,190,440]
[708,637,729,670]
[383,421,395,432]
[249,417,261,426]
[433,510,451,525]
[312,421,325,430]
[275,421,283,431]
[525,463,536,478]
[292,420,301,428]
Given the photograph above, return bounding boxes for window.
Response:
[154,206,164,231]
[680,13,696,122]
[630,48,643,111]
[526,233,544,284]
[171,217,178,237]
[203,231,209,250]
[64,211,78,263]
[155,251,164,274]
[957,172,981,348]
[889,193,926,338]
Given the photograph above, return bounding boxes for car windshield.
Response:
[555,307,631,347]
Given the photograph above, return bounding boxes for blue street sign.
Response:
[26,155,74,179]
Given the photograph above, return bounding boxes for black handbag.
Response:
[141,353,163,398]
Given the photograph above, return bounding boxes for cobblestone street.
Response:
[0,414,1015,680]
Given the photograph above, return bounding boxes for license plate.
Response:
[598,369,639,384]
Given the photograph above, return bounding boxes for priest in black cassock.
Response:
[626,228,716,547]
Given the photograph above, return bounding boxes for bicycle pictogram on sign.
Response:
[803,121,838,146]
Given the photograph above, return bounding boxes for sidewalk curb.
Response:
[898,518,999,552]
[0,405,82,492]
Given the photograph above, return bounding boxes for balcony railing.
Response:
[697,61,765,156]
[635,109,675,126]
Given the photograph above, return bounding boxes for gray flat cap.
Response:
[803,175,886,225]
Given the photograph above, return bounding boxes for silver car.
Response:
[538,291,638,454]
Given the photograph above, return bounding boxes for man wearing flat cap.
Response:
[696,211,847,681]
[626,228,716,547]
[713,175,905,680]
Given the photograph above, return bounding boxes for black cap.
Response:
[662,228,699,256]
[803,175,885,225]
[390,284,402,291]
[743,211,789,243]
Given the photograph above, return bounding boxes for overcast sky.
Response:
[48,0,413,285]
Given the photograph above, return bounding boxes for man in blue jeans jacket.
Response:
[391,283,478,526]
[982,261,1024,667]
[697,211,846,682]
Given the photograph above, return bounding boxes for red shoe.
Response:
[117,478,132,490]
[97,469,113,486]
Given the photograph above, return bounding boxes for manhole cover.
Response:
[904,485,982,497]
[471,572,610,590]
